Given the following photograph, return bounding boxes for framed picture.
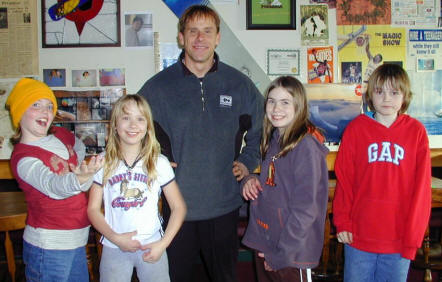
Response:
[41,0,121,48]
[246,0,296,30]
[124,13,153,47]
[267,49,300,76]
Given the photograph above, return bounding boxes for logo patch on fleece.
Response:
[219,95,232,107]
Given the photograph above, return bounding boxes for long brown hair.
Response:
[261,76,321,159]
[103,95,160,186]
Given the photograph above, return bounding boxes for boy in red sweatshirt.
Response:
[333,64,431,282]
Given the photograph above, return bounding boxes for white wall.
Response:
[37,0,337,94]
[38,1,178,94]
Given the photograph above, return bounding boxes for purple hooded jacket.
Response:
[241,132,329,270]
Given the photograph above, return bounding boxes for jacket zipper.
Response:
[199,81,206,111]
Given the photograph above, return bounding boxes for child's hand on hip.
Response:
[114,230,142,252]
[141,240,167,263]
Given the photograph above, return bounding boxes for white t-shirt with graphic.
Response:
[94,154,174,248]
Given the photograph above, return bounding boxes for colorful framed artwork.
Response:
[246,0,296,30]
[42,0,121,48]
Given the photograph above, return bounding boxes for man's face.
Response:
[178,16,220,66]
[133,20,142,32]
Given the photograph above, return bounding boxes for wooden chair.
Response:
[0,192,27,282]
[313,182,343,281]
[313,152,344,280]
[412,177,442,282]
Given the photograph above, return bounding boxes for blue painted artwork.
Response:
[163,0,209,17]
[309,99,360,143]
[305,84,362,144]
[408,70,442,136]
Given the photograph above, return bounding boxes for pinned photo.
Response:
[125,13,153,47]
[72,69,97,87]
[417,57,435,72]
[43,69,66,87]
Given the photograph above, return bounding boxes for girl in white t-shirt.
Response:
[88,94,186,282]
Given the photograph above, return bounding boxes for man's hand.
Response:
[232,161,249,181]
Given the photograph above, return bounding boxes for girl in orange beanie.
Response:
[6,78,104,281]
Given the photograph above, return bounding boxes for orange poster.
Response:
[307,46,334,84]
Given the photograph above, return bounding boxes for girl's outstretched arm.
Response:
[142,180,186,262]
[87,183,141,252]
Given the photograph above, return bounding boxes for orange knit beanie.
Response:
[6,78,58,128]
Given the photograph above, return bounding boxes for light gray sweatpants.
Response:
[99,246,170,282]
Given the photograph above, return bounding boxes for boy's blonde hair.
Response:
[261,76,320,159]
[103,95,160,186]
[366,64,412,114]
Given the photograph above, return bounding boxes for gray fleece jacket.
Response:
[139,52,264,220]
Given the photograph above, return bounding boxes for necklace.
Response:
[265,155,279,187]
[122,153,142,174]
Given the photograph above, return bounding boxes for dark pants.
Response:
[166,208,239,282]
[255,252,310,282]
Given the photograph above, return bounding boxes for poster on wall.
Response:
[300,4,329,46]
[305,83,361,144]
[0,0,38,77]
[309,0,336,9]
[42,0,120,47]
[336,0,391,25]
[307,46,333,84]
[0,81,20,159]
[407,29,442,138]
[408,29,442,71]
[338,25,406,89]
[408,71,442,137]
[391,0,438,27]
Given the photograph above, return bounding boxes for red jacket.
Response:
[10,127,89,230]
[333,114,431,259]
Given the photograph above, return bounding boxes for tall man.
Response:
[139,5,263,282]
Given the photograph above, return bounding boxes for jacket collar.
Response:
[179,50,219,76]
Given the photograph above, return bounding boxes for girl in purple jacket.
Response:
[241,76,329,282]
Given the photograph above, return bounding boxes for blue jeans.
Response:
[344,244,410,282]
[23,240,89,282]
